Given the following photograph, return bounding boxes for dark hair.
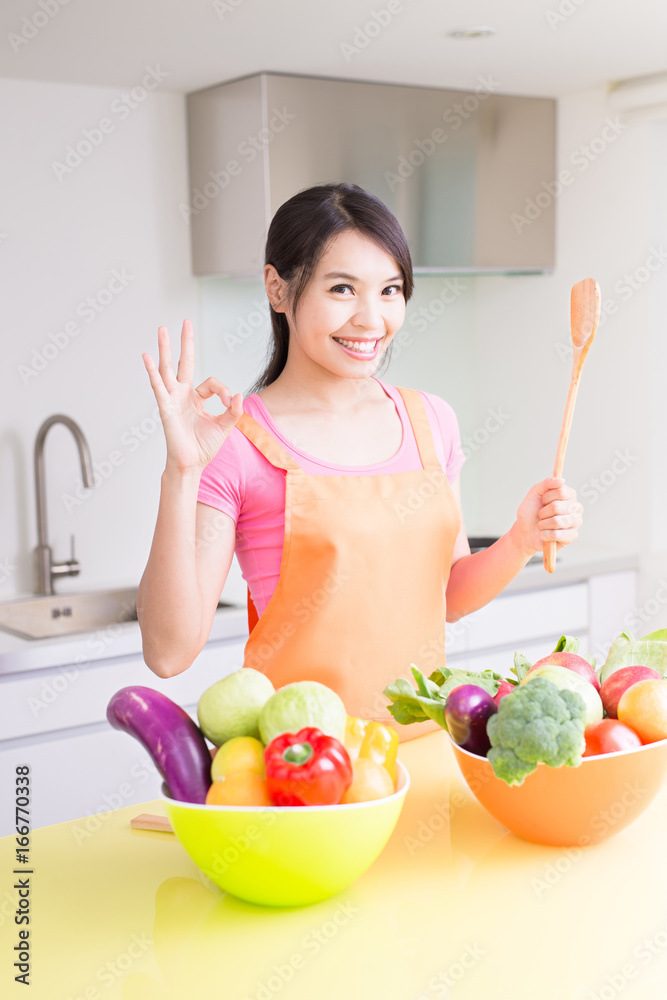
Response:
[247,183,414,393]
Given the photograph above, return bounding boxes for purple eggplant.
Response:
[445,685,498,757]
[107,686,212,803]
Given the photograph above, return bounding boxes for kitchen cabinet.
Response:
[0,608,248,835]
[447,565,637,677]
[0,639,246,742]
[0,553,638,833]
[186,72,556,277]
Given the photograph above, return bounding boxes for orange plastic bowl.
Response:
[450,735,667,846]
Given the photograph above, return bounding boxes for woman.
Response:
[138,183,583,740]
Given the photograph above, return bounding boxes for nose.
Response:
[349,293,384,332]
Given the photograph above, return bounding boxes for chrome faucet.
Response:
[33,415,95,596]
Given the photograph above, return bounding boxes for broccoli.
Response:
[486,677,587,786]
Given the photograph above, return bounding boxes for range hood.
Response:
[185,72,556,277]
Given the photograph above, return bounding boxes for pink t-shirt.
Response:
[197,377,466,616]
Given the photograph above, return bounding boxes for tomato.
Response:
[493,679,514,706]
[618,679,667,743]
[582,719,643,757]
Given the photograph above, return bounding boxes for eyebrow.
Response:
[322,271,403,282]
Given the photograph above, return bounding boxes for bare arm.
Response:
[445,475,583,623]
[136,320,243,677]
[137,483,238,677]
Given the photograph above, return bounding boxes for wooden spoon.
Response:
[130,812,173,832]
[543,278,601,573]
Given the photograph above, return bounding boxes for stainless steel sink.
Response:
[0,588,237,640]
[0,587,139,640]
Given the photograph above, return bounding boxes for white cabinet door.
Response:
[0,639,246,741]
[0,637,247,832]
[588,570,637,662]
[0,717,185,835]
[463,583,588,653]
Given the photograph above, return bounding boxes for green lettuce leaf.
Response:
[441,670,499,699]
[383,676,446,728]
[552,634,595,669]
[383,663,504,729]
[431,666,500,699]
[640,628,667,643]
[599,630,667,683]
[411,664,443,699]
[511,652,533,683]
[552,635,581,654]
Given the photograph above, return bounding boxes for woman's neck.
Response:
[259,358,383,414]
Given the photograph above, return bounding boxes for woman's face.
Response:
[267,229,407,378]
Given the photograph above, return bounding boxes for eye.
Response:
[382,284,403,296]
[329,284,353,294]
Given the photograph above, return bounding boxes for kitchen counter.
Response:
[0,601,248,676]
[0,545,638,676]
[501,542,639,594]
[3,730,666,1000]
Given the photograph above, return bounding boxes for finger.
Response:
[176,319,195,385]
[539,512,582,529]
[157,326,178,392]
[194,377,235,403]
[142,352,170,406]
[215,391,244,427]
[555,531,579,549]
[541,487,576,506]
[529,477,565,498]
[538,499,583,519]
[539,521,580,539]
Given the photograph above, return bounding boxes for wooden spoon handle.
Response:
[543,354,585,573]
[130,812,173,833]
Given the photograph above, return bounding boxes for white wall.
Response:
[472,86,667,635]
[0,76,233,601]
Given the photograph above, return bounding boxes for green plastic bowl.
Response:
[162,761,410,907]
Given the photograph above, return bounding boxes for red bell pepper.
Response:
[264,727,353,807]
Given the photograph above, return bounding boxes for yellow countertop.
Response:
[3,729,667,1000]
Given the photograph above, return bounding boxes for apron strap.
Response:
[395,386,441,469]
[235,412,302,472]
[237,388,441,472]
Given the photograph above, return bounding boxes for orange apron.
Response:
[236,386,461,742]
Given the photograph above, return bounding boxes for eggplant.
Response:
[445,684,498,757]
[107,686,212,803]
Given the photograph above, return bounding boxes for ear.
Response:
[264,264,289,314]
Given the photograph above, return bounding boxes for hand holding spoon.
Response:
[544,278,601,573]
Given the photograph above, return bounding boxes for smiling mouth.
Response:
[332,336,381,355]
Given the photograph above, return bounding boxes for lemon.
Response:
[211,736,265,780]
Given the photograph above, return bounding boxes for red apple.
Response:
[527,651,600,691]
[600,665,662,719]
[493,679,514,706]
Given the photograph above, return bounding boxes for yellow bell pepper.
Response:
[359,721,398,785]
[344,717,398,785]
[344,716,367,763]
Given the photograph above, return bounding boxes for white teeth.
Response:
[334,338,378,353]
